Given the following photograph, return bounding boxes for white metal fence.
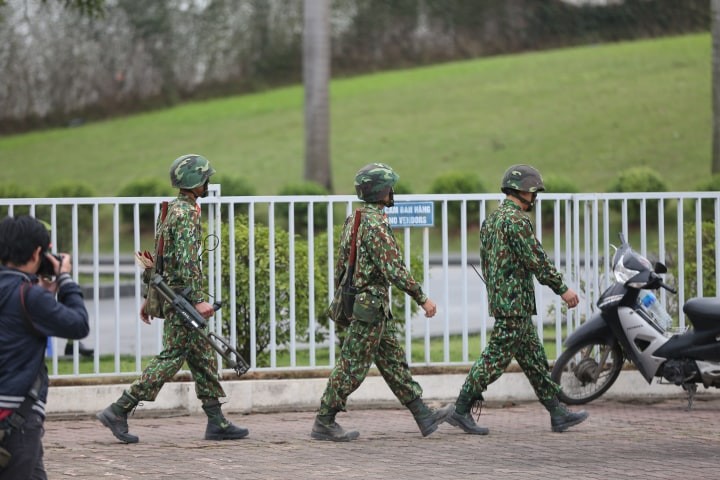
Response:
[1,189,718,380]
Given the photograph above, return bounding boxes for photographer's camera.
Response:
[37,252,63,279]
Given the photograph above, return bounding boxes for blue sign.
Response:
[384,201,434,228]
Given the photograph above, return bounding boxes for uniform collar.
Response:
[363,203,385,213]
[177,192,197,205]
[502,198,522,211]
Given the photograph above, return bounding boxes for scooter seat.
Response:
[683,297,720,331]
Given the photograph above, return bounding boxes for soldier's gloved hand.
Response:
[421,298,437,318]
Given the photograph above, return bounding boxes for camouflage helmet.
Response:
[169,154,216,189]
[354,163,399,202]
[501,164,545,193]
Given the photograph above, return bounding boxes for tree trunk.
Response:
[712,0,720,173]
[303,0,332,191]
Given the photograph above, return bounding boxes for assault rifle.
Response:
[150,274,250,376]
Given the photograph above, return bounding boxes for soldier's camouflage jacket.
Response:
[335,203,426,322]
[156,193,204,306]
[480,199,567,317]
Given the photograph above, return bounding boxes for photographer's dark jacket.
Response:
[0,267,89,418]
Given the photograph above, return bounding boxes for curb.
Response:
[46,370,714,418]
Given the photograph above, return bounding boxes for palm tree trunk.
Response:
[303,0,332,191]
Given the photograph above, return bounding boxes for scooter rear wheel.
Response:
[551,338,624,405]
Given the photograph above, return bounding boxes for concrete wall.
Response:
[47,370,717,417]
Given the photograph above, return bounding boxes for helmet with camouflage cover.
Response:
[169,154,216,189]
[354,163,399,203]
[501,164,545,193]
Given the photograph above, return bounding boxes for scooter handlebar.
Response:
[648,271,677,295]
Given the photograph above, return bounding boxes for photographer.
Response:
[0,215,89,480]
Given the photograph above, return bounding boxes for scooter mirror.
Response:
[654,262,667,274]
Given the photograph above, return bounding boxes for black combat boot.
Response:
[405,398,455,437]
[96,390,140,443]
[542,397,589,432]
[310,405,360,442]
[446,389,489,435]
[202,399,249,440]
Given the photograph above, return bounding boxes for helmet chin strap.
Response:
[200,181,209,198]
[180,188,197,200]
[384,189,395,208]
[180,182,209,200]
[508,191,535,212]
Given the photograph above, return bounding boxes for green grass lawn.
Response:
[1,33,710,198]
[48,355,154,376]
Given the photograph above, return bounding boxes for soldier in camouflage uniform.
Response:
[96,154,248,443]
[311,163,453,442]
[446,164,588,435]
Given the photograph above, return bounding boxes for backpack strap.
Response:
[155,201,169,276]
[345,209,362,286]
[19,281,43,337]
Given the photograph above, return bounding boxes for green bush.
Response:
[212,174,257,218]
[392,181,413,195]
[681,221,716,298]
[214,174,257,197]
[220,214,330,366]
[429,171,486,230]
[607,166,668,225]
[539,174,578,221]
[38,182,96,251]
[276,181,330,234]
[0,184,37,218]
[46,182,95,198]
[117,178,174,229]
[694,173,720,191]
[693,174,720,221]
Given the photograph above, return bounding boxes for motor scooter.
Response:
[551,233,720,409]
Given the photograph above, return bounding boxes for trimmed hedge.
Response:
[607,166,668,224]
[429,171,486,231]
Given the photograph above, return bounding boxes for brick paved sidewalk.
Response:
[44,396,720,480]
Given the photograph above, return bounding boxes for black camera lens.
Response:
[37,253,62,278]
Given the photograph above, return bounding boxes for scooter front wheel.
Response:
[551,338,624,405]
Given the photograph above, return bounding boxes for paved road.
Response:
[44,396,720,479]
[83,295,163,357]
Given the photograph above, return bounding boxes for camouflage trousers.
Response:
[319,319,422,414]
[461,316,560,402]
[129,312,226,401]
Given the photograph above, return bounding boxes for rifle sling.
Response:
[345,209,362,284]
[155,201,169,276]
